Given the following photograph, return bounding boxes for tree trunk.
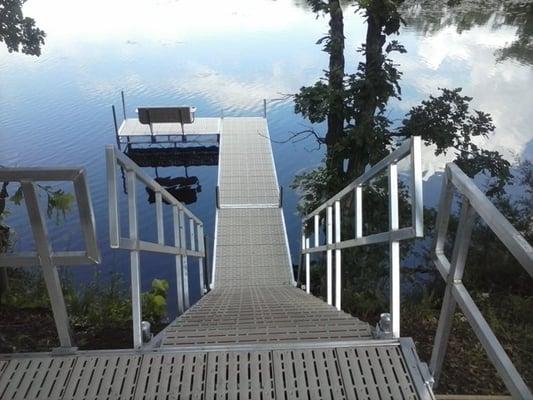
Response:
[325,0,346,178]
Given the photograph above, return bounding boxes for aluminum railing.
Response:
[0,167,101,351]
[299,136,423,338]
[430,162,533,399]
[106,145,208,348]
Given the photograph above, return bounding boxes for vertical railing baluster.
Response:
[410,136,423,236]
[189,218,199,297]
[334,200,341,311]
[326,205,333,305]
[156,192,164,245]
[355,185,362,239]
[314,215,319,248]
[173,205,184,314]
[388,163,400,338]
[305,237,310,294]
[179,209,190,309]
[197,224,206,295]
[126,170,142,348]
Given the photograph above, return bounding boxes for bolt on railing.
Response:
[299,136,423,338]
[0,167,101,351]
[430,162,533,399]
[106,145,208,348]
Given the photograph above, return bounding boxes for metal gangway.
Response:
[0,115,531,399]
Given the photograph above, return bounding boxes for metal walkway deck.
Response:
[0,117,436,399]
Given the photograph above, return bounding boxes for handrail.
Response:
[106,145,207,348]
[0,167,101,351]
[430,162,533,399]
[299,136,423,338]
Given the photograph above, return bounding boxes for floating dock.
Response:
[0,116,436,399]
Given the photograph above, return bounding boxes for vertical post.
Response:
[121,90,127,120]
[173,205,184,314]
[263,99,267,118]
[334,200,342,311]
[305,237,310,294]
[430,197,476,385]
[189,218,198,296]
[314,214,319,248]
[326,205,333,305]
[179,209,190,309]
[106,146,120,248]
[112,105,121,150]
[388,163,400,338]
[433,170,454,276]
[355,185,362,239]
[126,170,142,348]
[410,136,423,237]
[197,224,206,295]
[155,192,164,245]
[21,182,74,349]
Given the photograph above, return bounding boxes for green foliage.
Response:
[7,184,76,224]
[2,268,170,328]
[400,88,511,196]
[141,278,169,324]
[0,0,45,56]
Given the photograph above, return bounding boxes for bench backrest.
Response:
[138,107,195,125]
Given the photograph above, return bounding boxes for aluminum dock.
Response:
[2,113,530,399]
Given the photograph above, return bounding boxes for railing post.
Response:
[334,200,342,311]
[21,181,74,349]
[326,205,333,305]
[155,192,164,245]
[305,237,310,294]
[410,136,424,237]
[173,205,185,314]
[197,224,206,295]
[121,90,127,120]
[388,163,400,338]
[355,185,362,239]
[313,214,319,252]
[430,196,476,386]
[126,170,142,348]
[179,209,190,309]
[112,105,121,150]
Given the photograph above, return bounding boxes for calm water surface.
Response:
[1,0,532,317]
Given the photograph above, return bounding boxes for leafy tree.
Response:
[0,0,45,56]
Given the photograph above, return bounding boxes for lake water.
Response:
[1,0,532,317]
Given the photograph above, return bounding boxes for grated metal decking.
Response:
[0,340,429,400]
[0,116,436,399]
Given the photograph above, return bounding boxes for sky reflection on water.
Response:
[0,0,531,317]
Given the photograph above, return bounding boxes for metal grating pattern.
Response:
[63,355,141,400]
[161,287,372,346]
[119,117,220,136]
[135,353,207,399]
[0,356,76,400]
[218,117,279,206]
[214,208,292,287]
[0,343,428,399]
[206,351,275,400]
[337,346,418,400]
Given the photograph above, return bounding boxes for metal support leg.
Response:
[22,182,74,349]
[125,171,142,348]
[326,205,333,305]
[173,206,184,314]
[334,200,341,311]
[430,197,476,385]
[305,237,310,294]
[179,209,190,309]
[388,163,400,338]
[197,224,206,295]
